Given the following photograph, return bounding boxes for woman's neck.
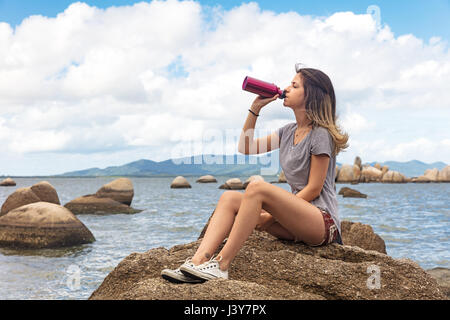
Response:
[294,110,312,129]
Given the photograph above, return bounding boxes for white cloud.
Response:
[0,0,449,175]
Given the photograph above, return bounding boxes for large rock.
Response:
[438,166,450,182]
[338,187,367,198]
[336,164,360,183]
[354,156,362,170]
[96,178,134,205]
[426,267,450,298]
[422,168,439,182]
[340,221,386,254]
[243,175,264,189]
[360,166,383,182]
[381,170,407,183]
[196,175,217,183]
[0,187,41,217]
[0,178,16,186]
[30,181,60,205]
[64,195,142,215]
[170,176,191,189]
[219,178,244,190]
[89,230,445,300]
[0,202,95,249]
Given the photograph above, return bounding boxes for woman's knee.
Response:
[219,190,243,212]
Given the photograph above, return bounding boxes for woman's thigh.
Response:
[245,180,325,245]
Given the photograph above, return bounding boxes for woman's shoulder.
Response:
[312,125,331,137]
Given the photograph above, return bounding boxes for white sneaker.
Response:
[161,258,204,283]
[161,267,204,283]
[179,255,228,281]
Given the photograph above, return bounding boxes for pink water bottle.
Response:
[242,76,286,99]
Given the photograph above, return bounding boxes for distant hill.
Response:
[364,160,448,177]
[59,153,283,177]
[59,152,447,178]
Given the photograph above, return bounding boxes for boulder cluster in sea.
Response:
[335,156,450,184]
[0,178,141,249]
[89,219,447,300]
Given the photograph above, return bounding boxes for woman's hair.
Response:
[297,66,349,156]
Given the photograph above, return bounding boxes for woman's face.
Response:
[283,73,305,110]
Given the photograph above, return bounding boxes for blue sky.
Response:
[1,0,449,41]
[0,0,449,175]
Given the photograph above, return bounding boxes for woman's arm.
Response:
[295,154,330,201]
[238,94,279,154]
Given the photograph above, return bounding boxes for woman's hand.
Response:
[250,94,279,113]
[256,211,276,231]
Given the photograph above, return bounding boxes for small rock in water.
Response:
[338,187,367,198]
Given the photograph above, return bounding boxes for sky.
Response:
[0,0,449,176]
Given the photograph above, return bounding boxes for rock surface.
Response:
[438,166,450,182]
[220,178,244,190]
[381,170,407,183]
[0,187,41,217]
[89,230,445,300]
[341,221,386,254]
[96,178,134,205]
[0,202,95,248]
[196,175,217,183]
[338,187,367,198]
[64,195,142,215]
[170,176,191,189]
[0,178,16,186]
[360,166,383,182]
[30,181,60,205]
[426,267,450,298]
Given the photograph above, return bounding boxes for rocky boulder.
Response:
[196,175,217,183]
[360,166,383,182]
[170,176,191,189]
[89,230,445,300]
[0,202,95,249]
[354,156,362,170]
[30,181,60,205]
[341,221,386,254]
[1,187,41,217]
[0,178,16,186]
[64,195,142,215]
[96,178,134,205]
[338,187,367,198]
[438,166,450,182]
[219,178,244,190]
[381,170,407,183]
[336,164,360,183]
[426,267,450,298]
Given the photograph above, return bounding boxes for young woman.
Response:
[161,64,349,283]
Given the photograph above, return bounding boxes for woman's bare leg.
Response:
[216,180,325,271]
[191,191,242,265]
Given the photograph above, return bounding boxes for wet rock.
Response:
[64,195,142,215]
[170,176,191,189]
[196,175,217,183]
[0,202,95,249]
[0,187,41,217]
[30,181,60,205]
[0,178,16,186]
[96,178,134,205]
[338,187,367,198]
[89,230,445,300]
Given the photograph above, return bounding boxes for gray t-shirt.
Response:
[277,122,341,240]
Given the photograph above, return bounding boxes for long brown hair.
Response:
[297,67,349,156]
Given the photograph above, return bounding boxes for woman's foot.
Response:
[161,258,205,283]
[179,255,229,281]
